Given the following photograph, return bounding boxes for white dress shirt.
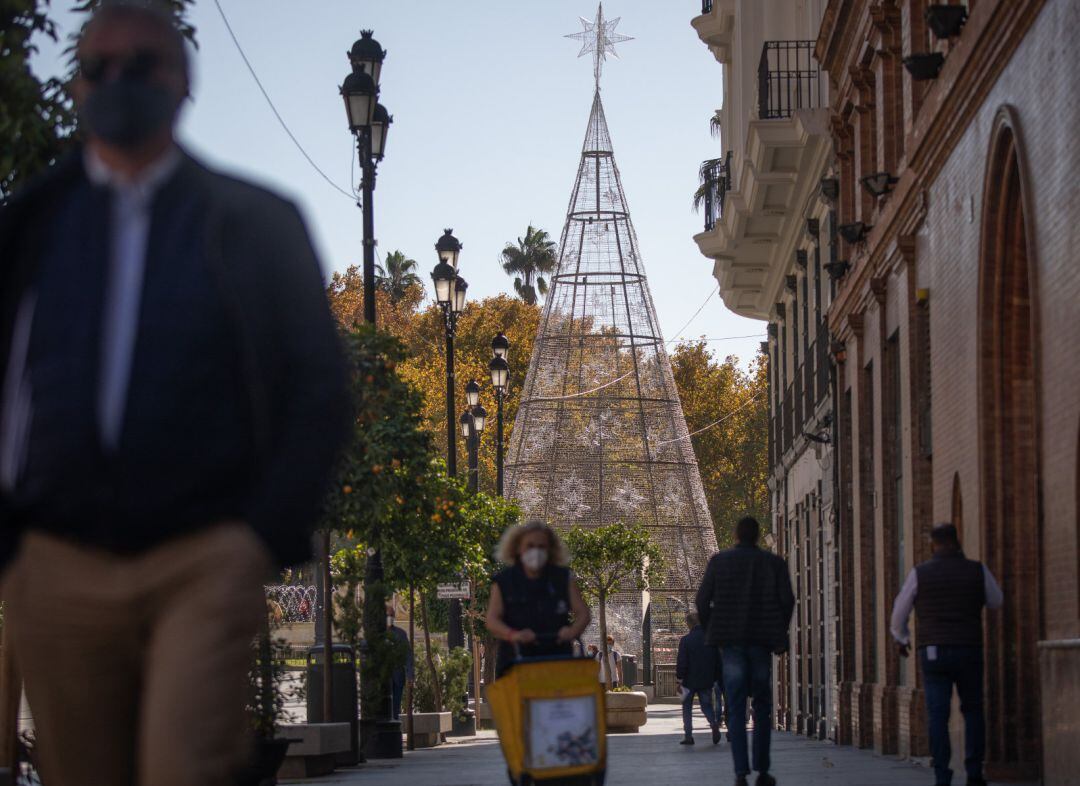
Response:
[889,560,1004,646]
[0,147,181,491]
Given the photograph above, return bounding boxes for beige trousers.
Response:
[2,522,271,786]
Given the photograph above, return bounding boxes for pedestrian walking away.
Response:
[0,3,349,784]
[697,516,794,786]
[676,612,721,746]
[890,523,1003,786]
[387,604,414,720]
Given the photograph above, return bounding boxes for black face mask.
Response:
[81,77,176,149]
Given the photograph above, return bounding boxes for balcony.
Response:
[697,151,732,232]
[693,40,830,321]
[691,0,734,64]
[758,41,823,120]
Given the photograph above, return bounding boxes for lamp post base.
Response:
[360,718,403,759]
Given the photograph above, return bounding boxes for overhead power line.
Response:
[212,0,356,201]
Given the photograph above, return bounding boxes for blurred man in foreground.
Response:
[0,2,347,783]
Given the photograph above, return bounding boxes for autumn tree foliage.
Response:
[669,340,769,547]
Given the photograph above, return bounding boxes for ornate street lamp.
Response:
[436,228,463,269]
[341,30,392,325]
[489,334,511,496]
[336,29,401,759]
[491,331,510,360]
[465,379,481,408]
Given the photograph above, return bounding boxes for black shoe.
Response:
[734,777,749,786]
[712,725,721,745]
[680,736,695,745]
[755,775,777,786]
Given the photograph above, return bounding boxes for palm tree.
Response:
[375,250,423,303]
[499,225,558,305]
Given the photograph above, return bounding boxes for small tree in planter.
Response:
[564,523,664,691]
[241,612,292,786]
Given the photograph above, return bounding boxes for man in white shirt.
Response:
[890,523,1003,786]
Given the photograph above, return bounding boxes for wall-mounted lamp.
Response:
[759,341,770,355]
[903,53,945,81]
[916,287,930,305]
[860,171,899,198]
[825,260,851,280]
[785,274,798,292]
[830,340,847,363]
[806,218,820,239]
[820,177,840,201]
[925,4,968,38]
[767,323,778,338]
[795,249,808,269]
[838,222,871,244]
[775,302,787,320]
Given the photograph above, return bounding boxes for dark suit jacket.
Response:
[0,150,348,568]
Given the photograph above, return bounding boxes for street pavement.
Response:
[286,703,941,785]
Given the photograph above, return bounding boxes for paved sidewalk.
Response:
[286,703,938,785]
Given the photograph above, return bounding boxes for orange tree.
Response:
[563,523,664,691]
[670,340,769,547]
[319,325,438,721]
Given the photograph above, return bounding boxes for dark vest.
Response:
[914,551,986,647]
[17,166,254,549]
[494,563,572,676]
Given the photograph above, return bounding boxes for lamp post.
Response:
[340,31,402,760]
[488,332,510,496]
[341,30,391,324]
[431,230,465,476]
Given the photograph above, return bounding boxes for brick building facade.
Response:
[694,0,1080,779]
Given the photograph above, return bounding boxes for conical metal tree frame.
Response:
[505,89,717,663]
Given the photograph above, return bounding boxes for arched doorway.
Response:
[977,108,1042,779]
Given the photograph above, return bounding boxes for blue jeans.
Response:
[681,686,716,736]
[722,645,773,777]
[920,645,985,785]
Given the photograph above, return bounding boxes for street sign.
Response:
[436,582,470,600]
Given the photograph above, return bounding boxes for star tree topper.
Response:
[565,3,634,88]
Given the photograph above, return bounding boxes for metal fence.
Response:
[758,40,823,119]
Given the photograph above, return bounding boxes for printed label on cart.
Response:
[527,695,599,769]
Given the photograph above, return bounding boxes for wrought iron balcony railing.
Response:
[758,40,823,120]
[698,150,731,232]
[701,0,713,13]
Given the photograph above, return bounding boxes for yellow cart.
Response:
[488,651,607,785]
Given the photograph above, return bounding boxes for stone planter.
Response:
[407,711,452,748]
[605,691,648,733]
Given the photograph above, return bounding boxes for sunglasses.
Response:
[78,49,165,84]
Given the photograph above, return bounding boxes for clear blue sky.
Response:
[33,1,764,364]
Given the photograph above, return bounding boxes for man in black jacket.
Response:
[676,612,721,746]
[0,4,347,784]
[697,516,794,786]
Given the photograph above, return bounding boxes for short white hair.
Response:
[494,519,571,567]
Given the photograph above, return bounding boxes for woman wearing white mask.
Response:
[486,519,591,677]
